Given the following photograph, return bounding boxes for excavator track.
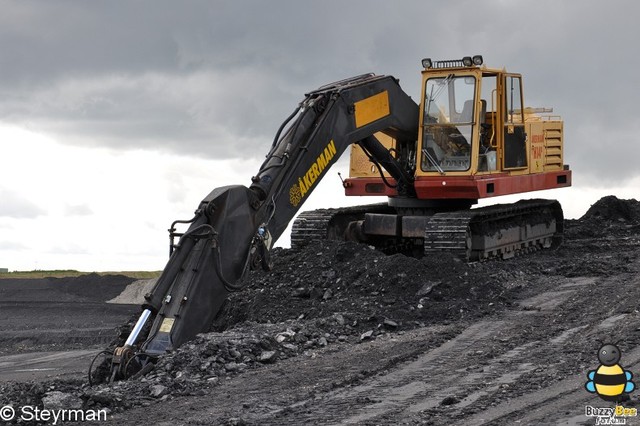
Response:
[292,199,563,261]
[422,210,475,258]
[424,199,563,261]
[291,204,392,249]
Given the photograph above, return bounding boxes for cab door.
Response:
[502,74,527,169]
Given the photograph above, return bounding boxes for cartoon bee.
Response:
[585,342,635,401]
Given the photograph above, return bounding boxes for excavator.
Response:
[99,55,572,381]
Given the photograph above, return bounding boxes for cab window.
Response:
[422,75,476,172]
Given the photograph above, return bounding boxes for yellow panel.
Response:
[354,91,390,128]
[159,317,175,333]
[349,132,395,177]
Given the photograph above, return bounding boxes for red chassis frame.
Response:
[344,170,572,200]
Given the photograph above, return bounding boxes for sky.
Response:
[1,0,639,271]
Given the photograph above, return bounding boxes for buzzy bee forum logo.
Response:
[584,341,638,425]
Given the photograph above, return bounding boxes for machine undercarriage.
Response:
[291,199,563,261]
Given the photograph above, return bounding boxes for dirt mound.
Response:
[51,273,136,302]
[0,273,134,303]
[108,278,157,305]
[564,196,640,240]
[213,240,512,336]
[582,195,640,222]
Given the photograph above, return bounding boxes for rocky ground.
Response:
[1,195,640,425]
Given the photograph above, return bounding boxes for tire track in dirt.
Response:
[260,275,599,425]
[453,273,640,426]
[462,343,640,425]
[325,320,507,424]
[0,349,98,382]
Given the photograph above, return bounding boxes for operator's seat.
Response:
[459,99,486,124]
[479,99,489,147]
[478,99,495,170]
[460,100,474,123]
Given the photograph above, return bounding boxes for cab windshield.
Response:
[422,75,476,172]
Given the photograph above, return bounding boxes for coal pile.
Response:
[214,240,513,336]
[583,195,640,222]
[565,195,640,239]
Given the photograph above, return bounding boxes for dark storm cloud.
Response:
[0,0,639,183]
[0,1,179,83]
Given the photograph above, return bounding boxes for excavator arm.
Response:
[106,73,418,380]
[250,73,419,240]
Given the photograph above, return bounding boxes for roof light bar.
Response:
[421,55,484,69]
